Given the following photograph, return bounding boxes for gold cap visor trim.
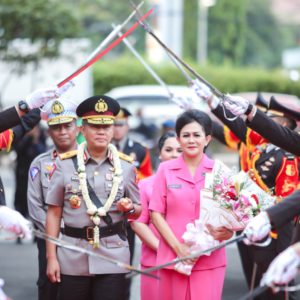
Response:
[48,117,75,125]
[83,115,115,125]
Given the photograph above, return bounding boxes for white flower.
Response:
[98,207,107,216]
[76,142,123,248]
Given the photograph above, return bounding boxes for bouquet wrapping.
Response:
[201,160,276,231]
[174,160,275,275]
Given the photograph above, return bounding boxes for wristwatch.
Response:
[125,206,135,215]
[18,100,30,113]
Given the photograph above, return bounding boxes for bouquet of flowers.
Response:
[201,160,276,231]
[174,160,275,276]
[174,220,219,275]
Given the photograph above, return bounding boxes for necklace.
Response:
[77,141,122,248]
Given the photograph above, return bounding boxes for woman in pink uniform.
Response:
[149,109,233,300]
[131,131,182,300]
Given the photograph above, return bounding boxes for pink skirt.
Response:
[157,267,226,300]
[141,265,159,300]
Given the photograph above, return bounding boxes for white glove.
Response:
[0,206,32,240]
[223,95,250,116]
[261,246,300,287]
[0,278,8,300]
[243,212,271,245]
[190,80,220,109]
[171,95,193,110]
[25,81,75,109]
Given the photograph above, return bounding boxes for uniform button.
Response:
[118,242,122,246]
[94,171,99,176]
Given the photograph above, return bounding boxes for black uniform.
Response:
[0,106,21,133]
[267,190,300,243]
[0,108,41,206]
[212,104,297,300]
[247,109,300,156]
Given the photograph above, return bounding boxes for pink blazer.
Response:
[136,175,160,267]
[149,154,226,271]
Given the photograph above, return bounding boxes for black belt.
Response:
[62,221,127,241]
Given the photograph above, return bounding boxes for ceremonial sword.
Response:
[129,1,225,100]
[129,1,241,121]
[86,1,145,63]
[127,234,246,278]
[238,282,300,300]
[32,229,158,279]
[57,6,153,88]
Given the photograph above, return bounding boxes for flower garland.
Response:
[77,141,122,248]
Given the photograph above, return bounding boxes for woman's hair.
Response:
[175,109,212,136]
[158,131,177,152]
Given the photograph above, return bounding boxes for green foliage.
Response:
[208,0,247,65]
[183,0,198,59]
[0,0,80,66]
[93,57,300,99]
[243,0,284,67]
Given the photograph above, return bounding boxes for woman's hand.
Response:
[206,224,233,241]
[46,257,61,283]
[174,243,197,265]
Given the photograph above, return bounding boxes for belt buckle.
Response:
[86,226,94,244]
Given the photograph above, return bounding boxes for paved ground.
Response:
[0,151,261,299]
[0,239,248,300]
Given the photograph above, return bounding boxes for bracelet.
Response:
[125,206,135,215]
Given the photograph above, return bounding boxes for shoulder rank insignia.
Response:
[59,150,78,160]
[118,151,134,163]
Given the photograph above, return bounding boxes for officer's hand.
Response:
[0,206,32,240]
[261,245,300,288]
[190,80,220,109]
[47,257,61,283]
[25,81,74,109]
[243,212,271,245]
[206,224,233,241]
[223,95,250,116]
[116,197,134,213]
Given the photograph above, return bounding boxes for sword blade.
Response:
[237,285,269,300]
[113,24,173,99]
[86,1,145,62]
[127,234,245,278]
[33,229,158,279]
[57,7,153,88]
[129,1,224,99]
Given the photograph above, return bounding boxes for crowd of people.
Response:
[0,80,300,300]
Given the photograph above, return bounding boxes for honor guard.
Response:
[45,95,141,300]
[27,98,78,300]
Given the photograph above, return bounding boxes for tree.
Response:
[208,0,247,65]
[0,0,80,68]
[242,0,285,67]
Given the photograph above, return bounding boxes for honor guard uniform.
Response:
[243,98,300,300]
[0,108,41,205]
[210,94,269,288]
[27,98,78,300]
[113,107,153,180]
[45,96,140,300]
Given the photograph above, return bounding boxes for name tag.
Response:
[167,184,182,189]
[71,176,79,182]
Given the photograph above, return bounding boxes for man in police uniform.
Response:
[113,107,153,180]
[27,98,78,300]
[45,95,141,300]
